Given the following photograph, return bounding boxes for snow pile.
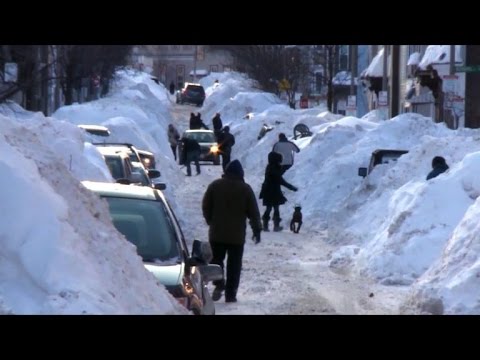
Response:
[0,111,187,314]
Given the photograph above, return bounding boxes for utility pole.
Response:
[193,45,198,82]
[382,45,388,91]
[450,45,456,75]
[390,45,400,118]
[350,45,357,95]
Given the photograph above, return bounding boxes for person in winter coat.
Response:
[426,156,449,180]
[217,126,235,170]
[189,112,208,130]
[169,81,175,95]
[259,151,298,232]
[212,112,223,140]
[181,137,201,176]
[272,133,300,174]
[202,159,262,303]
[167,123,180,160]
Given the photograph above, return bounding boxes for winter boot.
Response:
[262,217,270,232]
[273,218,283,232]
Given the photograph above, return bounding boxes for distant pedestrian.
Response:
[212,112,223,139]
[167,124,180,161]
[426,156,449,180]
[169,81,175,95]
[217,126,235,170]
[272,133,300,174]
[202,159,262,303]
[259,151,298,232]
[181,137,201,176]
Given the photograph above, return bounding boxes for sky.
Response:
[1,68,480,314]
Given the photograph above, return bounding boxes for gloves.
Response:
[252,230,261,244]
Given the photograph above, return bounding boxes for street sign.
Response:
[455,65,480,73]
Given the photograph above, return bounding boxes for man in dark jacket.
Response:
[426,156,449,180]
[181,137,201,176]
[259,151,298,231]
[212,112,223,140]
[202,159,262,303]
[217,126,235,170]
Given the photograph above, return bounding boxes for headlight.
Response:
[210,145,219,154]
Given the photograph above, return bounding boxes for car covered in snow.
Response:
[358,149,409,177]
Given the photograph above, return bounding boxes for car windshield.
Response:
[186,85,204,95]
[186,132,215,143]
[104,196,180,262]
[104,155,124,179]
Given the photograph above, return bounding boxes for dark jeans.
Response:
[186,150,200,176]
[170,145,177,160]
[210,242,244,298]
[263,204,280,221]
[221,151,231,170]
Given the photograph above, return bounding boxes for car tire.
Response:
[213,157,220,166]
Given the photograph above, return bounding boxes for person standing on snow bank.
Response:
[272,133,300,174]
[169,81,175,95]
[202,159,262,303]
[426,156,449,180]
[259,151,298,232]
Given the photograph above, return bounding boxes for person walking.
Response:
[272,133,300,174]
[202,159,262,303]
[212,112,223,140]
[217,126,235,170]
[169,81,175,95]
[259,151,298,232]
[167,124,180,161]
[181,136,201,176]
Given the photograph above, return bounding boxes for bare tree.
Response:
[1,45,132,111]
[209,45,310,106]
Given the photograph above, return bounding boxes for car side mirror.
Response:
[148,169,161,179]
[154,182,166,190]
[198,264,223,283]
[358,167,367,178]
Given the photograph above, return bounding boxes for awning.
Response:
[407,52,421,66]
[363,48,384,78]
[418,45,463,70]
[332,71,357,85]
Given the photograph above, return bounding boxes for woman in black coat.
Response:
[259,151,297,231]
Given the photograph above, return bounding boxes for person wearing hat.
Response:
[272,132,300,174]
[202,159,262,303]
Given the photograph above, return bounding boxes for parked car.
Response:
[137,149,156,169]
[82,181,223,315]
[176,83,206,107]
[94,143,164,188]
[178,129,220,165]
[358,149,409,177]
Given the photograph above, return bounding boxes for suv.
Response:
[176,83,206,107]
[358,149,409,177]
[82,181,223,315]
